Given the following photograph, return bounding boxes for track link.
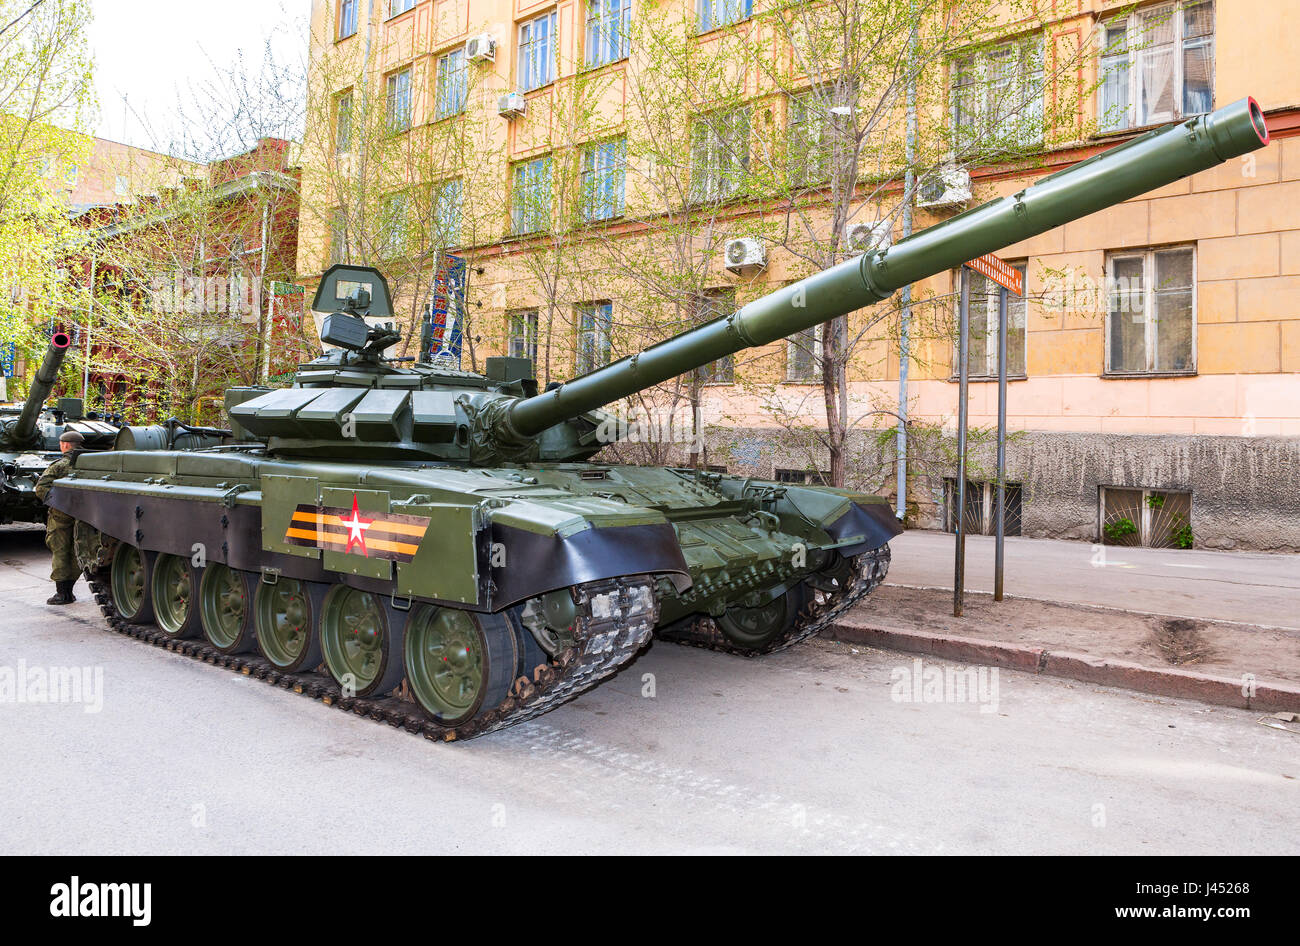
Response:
[655,545,891,656]
[84,567,657,741]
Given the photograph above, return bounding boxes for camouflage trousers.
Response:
[45,510,79,582]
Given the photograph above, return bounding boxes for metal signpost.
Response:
[956,253,1023,615]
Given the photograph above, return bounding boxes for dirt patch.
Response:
[1150,618,1215,666]
[837,583,1300,686]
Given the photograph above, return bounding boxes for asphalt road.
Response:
[2,528,1297,855]
[889,531,1300,630]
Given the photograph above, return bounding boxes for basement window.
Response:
[1100,487,1193,548]
[943,479,1022,536]
[775,468,831,485]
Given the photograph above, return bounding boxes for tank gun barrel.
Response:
[7,332,72,446]
[504,97,1270,439]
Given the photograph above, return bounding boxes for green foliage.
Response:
[1104,517,1137,543]
[1170,514,1194,549]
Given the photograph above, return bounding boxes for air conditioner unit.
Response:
[916,165,972,209]
[498,92,526,119]
[845,220,893,255]
[465,33,496,63]
[724,237,766,273]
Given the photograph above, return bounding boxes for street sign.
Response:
[965,252,1023,295]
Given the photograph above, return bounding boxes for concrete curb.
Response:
[827,620,1300,714]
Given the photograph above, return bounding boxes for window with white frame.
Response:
[951,37,1044,152]
[435,49,467,119]
[432,178,463,245]
[690,108,749,202]
[586,0,631,68]
[788,87,834,185]
[576,302,613,373]
[508,309,539,361]
[952,262,1028,379]
[335,90,353,153]
[512,156,552,234]
[1099,2,1214,132]
[519,12,557,92]
[698,0,752,33]
[330,207,348,265]
[380,192,409,257]
[1107,246,1195,374]
[390,0,416,17]
[787,324,822,382]
[386,68,412,132]
[580,138,626,221]
[694,289,735,383]
[338,0,358,39]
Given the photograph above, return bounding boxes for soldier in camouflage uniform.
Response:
[34,430,83,605]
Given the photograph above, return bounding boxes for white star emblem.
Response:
[338,494,374,555]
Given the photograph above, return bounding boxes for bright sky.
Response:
[89,0,309,156]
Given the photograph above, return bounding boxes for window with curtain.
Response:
[435,49,467,119]
[698,0,752,33]
[519,12,557,92]
[1099,2,1214,132]
[586,0,631,68]
[576,302,613,373]
[508,310,539,361]
[950,38,1044,152]
[1107,246,1195,373]
[386,68,412,132]
[580,138,627,221]
[338,0,358,39]
[787,324,822,382]
[690,108,749,202]
[512,156,552,234]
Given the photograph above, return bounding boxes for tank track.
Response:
[655,544,891,656]
[83,567,657,741]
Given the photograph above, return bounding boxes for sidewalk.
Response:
[831,531,1300,714]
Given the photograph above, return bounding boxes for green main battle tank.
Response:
[47,98,1270,739]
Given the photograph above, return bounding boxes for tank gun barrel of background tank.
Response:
[503,97,1270,439]
[7,332,72,446]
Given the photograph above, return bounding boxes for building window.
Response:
[690,108,749,202]
[432,178,462,245]
[64,164,78,186]
[380,192,409,257]
[389,0,416,17]
[699,0,751,33]
[693,289,735,383]
[1100,487,1193,548]
[335,90,353,153]
[508,309,539,361]
[1106,246,1195,374]
[435,49,467,119]
[511,156,552,234]
[330,207,348,265]
[1099,2,1214,132]
[951,37,1044,151]
[576,302,613,374]
[786,324,822,382]
[952,262,1028,379]
[519,12,557,92]
[338,0,358,40]
[586,0,631,68]
[580,138,626,221]
[114,175,129,197]
[944,479,1023,536]
[386,68,412,132]
[787,88,835,186]
[776,468,831,485]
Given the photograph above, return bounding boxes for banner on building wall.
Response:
[425,253,465,368]
[1,342,14,378]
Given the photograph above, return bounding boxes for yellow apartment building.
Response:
[298,0,1300,550]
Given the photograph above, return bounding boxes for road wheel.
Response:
[200,564,257,654]
[152,553,202,639]
[404,605,517,726]
[716,583,807,652]
[74,520,113,573]
[110,543,153,624]
[320,585,404,697]
[254,577,322,672]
